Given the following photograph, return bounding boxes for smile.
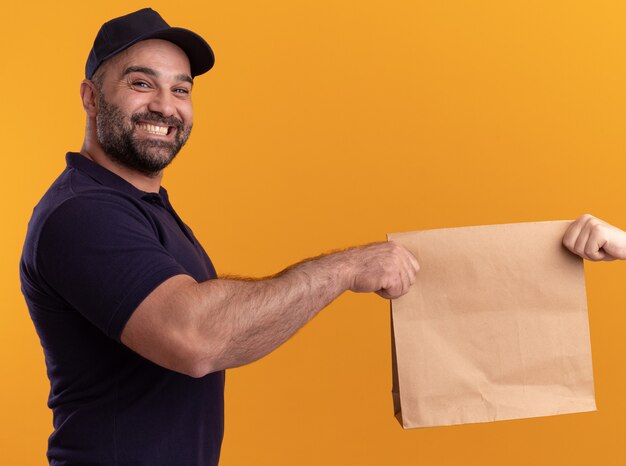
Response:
[136,122,171,136]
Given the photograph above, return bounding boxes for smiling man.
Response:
[19,8,418,466]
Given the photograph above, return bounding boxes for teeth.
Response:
[138,123,168,135]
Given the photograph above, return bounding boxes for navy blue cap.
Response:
[86,8,214,79]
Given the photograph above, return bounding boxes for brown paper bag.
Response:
[388,221,596,429]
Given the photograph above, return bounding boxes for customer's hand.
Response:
[563,214,626,261]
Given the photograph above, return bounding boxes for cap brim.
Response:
[98,27,215,77]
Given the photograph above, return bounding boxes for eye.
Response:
[132,81,151,89]
[174,88,191,95]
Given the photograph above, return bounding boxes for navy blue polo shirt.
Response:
[20,152,224,466]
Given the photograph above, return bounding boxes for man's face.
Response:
[94,39,194,176]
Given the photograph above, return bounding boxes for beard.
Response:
[95,93,192,176]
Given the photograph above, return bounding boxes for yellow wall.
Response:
[3,1,626,464]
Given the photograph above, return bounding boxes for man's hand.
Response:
[563,214,626,261]
[342,242,419,299]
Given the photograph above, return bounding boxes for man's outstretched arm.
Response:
[121,242,418,377]
[563,214,626,261]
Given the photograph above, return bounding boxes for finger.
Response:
[389,247,412,285]
[573,220,594,259]
[400,268,412,295]
[386,272,408,299]
[392,269,406,297]
[378,266,415,299]
[407,263,417,286]
[585,226,608,261]
[383,272,402,298]
[600,228,626,260]
[379,285,400,300]
[563,215,591,252]
[562,221,578,251]
[405,249,419,273]
[391,243,417,268]
[405,253,417,276]
[401,265,416,295]
[399,248,419,278]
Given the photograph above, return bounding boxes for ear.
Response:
[80,80,99,118]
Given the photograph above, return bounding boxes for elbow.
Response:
[181,366,209,379]
[173,336,226,378]
[182,357,221,379]
[174,336,261,377]
[170,355,219,379]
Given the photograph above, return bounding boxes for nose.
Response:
[147,88,176,118]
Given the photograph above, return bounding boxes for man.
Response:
[19,8,418,466]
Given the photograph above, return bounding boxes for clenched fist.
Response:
[342,242,419,299]
[563,214,626,261]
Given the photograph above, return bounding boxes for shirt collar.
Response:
[66,152,169,202]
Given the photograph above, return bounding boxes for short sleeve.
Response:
[36,194,188,340]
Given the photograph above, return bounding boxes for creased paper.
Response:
[388,221,596,429]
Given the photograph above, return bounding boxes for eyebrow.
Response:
[122,66,194,86]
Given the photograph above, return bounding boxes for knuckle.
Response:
[388,242,402,254]
[588,218,601,228]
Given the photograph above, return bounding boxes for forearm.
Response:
[190,252,352,373]
[122,241,416,377]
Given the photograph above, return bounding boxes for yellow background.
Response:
[3,1,626,464]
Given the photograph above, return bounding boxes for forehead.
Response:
[108,39,192,78]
